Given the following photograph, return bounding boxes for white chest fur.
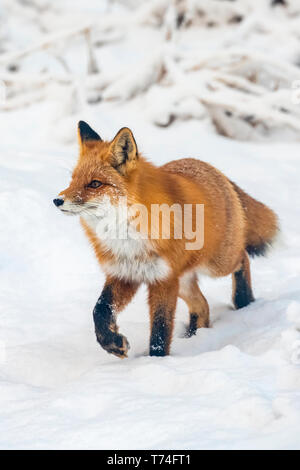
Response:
[102,249,170,284]
[82,199,170,284]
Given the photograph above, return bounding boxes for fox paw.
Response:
[96,332,130,359]
[185,315,209,337]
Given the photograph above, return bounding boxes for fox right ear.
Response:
[78,121,102,149]
[110,127,138,176]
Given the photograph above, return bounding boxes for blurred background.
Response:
[1,0,300,144]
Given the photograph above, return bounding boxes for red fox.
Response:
[53,121,279,358]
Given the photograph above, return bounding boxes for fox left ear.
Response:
[110,127,138,176]
[78,121,102,152]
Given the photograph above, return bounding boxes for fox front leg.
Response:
[93,279,139,358]
[148,278,179,356]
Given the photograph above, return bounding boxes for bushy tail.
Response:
[230,181,279,257]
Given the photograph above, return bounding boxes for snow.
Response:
[0,0,300,451]
[1,108,300,449]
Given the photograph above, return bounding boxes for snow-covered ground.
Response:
[1,0,300,451]
[1,103,300,449]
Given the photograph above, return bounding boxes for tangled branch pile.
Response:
[1,0,300,140]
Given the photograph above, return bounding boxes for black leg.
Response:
[148,279,178,357]
[150,307,171,357]
[93,279,138,358]
[232,253,255,309]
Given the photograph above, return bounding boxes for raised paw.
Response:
[96,331,130,359]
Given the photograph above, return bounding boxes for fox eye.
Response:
[87,180,102,189]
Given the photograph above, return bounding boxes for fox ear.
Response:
[78,121,102,148]
[110,127,138,175]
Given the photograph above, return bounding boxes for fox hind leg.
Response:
[179,272,209,337]
[232,251,255,309]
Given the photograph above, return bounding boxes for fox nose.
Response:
[53,198,64,207]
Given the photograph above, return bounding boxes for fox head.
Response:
[53,121,139,219]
